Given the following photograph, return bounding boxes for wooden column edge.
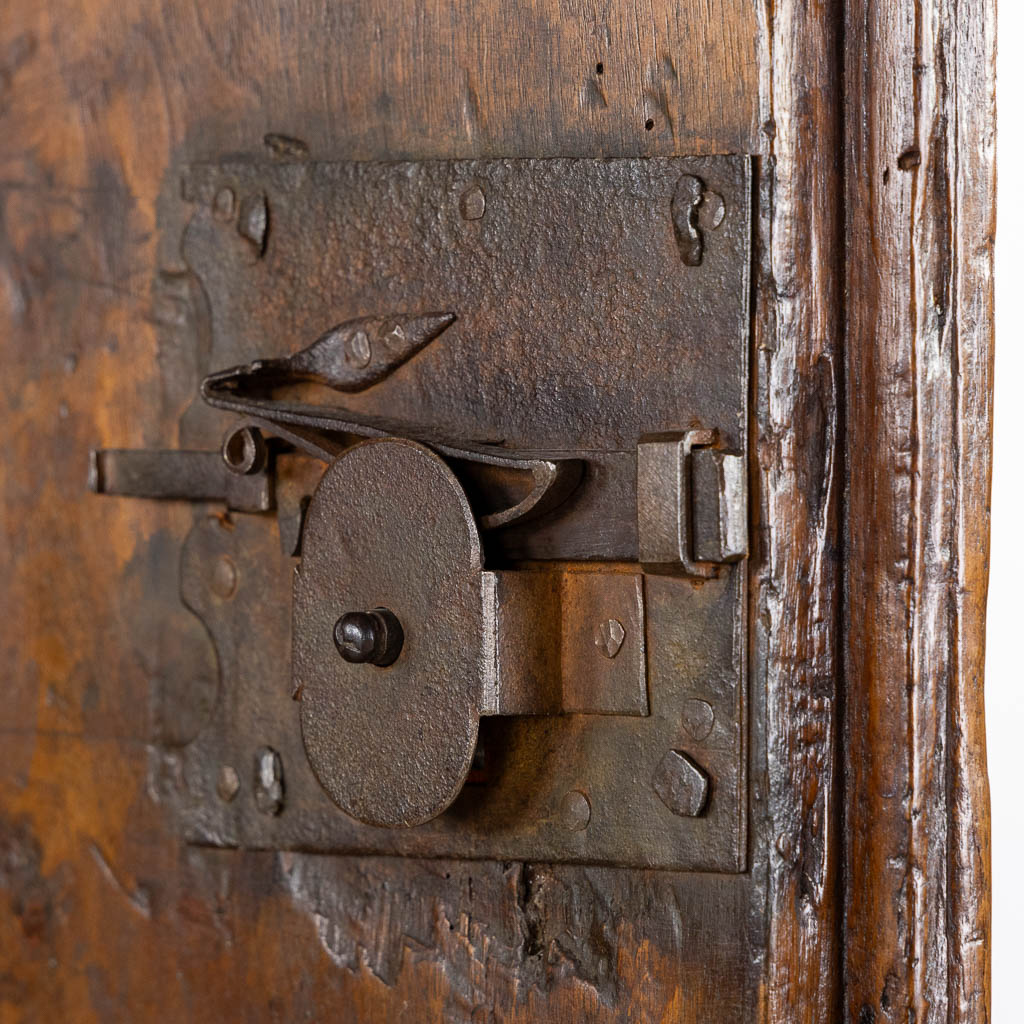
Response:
[842,0,994,1021]
[754,0,844,1020]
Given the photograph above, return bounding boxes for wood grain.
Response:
[752,1,843,1021]
[0,0,995,1019]
[843,1,995,1021]
[0,2,765,1022]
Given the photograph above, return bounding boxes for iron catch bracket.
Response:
[90,411,746,575]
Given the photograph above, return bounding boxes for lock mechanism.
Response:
[294,436,741,828]
[91,155,753,870]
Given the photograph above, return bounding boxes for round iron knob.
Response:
[333,609,403,667]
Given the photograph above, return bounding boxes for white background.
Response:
[990,3,1019,1018]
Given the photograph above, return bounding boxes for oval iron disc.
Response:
[295,438,485,827]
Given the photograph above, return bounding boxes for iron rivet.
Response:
[210,555,237,599]
[384,322,406,346]
[237,192,268,252]
[652,750,710,818]
[213,186,236,222]
[594,618,625,659]
[560,789,591,832]
[702,190,727,230]
[254,747,285,816]
[681,698,715,741]
[344,330,372,368]
[217,764,240,802]
[460,185,486,220]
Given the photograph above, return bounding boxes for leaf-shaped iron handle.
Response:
[201,311,583,530]
[210,312,456,393]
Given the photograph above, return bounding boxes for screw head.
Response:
[333,608,404,667]
[594,618,626,659]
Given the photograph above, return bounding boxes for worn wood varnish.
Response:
[0,0,993,1021]
[843,1,995,1021]
[753,1,844,1020]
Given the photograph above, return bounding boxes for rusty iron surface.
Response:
[480,569,564,716]
[215,311,458,393]
[479,568,650,719]
[560,570,648,715]
[89,447,272,512]
[691,447,748,563]
[158,156,752,869]
[177,508,747,868]
[296,439,486,828]
[636,431,745,577]
[181,155,752,563]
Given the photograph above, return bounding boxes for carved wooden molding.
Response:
[842,1,994,1021]
[760,0,994,1020]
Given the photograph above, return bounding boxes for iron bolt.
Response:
[333,608,404,667]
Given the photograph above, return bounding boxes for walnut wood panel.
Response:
[843,1,995,1022]
[0,2,766,1022]
[752,2,843,1020]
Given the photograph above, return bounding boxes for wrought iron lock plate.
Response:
[96,155,752,871]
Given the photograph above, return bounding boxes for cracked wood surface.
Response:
[0,0,992,1021]
[753,0,843,1020]
[843,1,995,1022]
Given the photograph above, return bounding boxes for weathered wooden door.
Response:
[1,2,993,1021]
